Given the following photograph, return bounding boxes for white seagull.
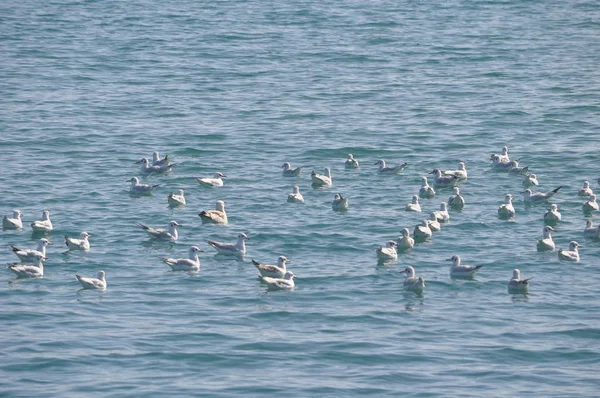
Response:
[374,159,407,174]
[195,172,226,188]
[491,156,519,171]
[583,220,600,239]
[507,160,529,176]
[522,173,539,188]
[76,270,106,290]
[198,200,228,225]
[311,168,332,187]
[7,253,45,278]
[3,210,23,230]
[508,269,531,293]
[536,226,556,252]
[65,232,91,251]
[345,154,359,169]
[160,246,204,272]
[490,146,510,163]
[136,157,175,174]
[30,210,53,232]
[448,187,465,210]
[441,162,468,180]
[376,241,398,262]
[400,266,425,294]
[427,213,441,232]
[396,228,415,252]
[429,169,459,188]
[419,176,436,198]
[405,195,421,212]
[207,232,249,256]
[281,162,302,177]
[332,194,349,212]
[136,220,180,242]
[10,238,51,263]
[127,177,159,195]
[152,151,171,167]
[414,220,432,241]
[578,181,594,197]
[498,194,515,219]
[582,194,599,213]
[252,256,289,278]
[433,202,450,222]
[261,271,296,290]
[287,186,304,203]
[522,187,562,204]
[167,189,186,207]
[446,255,483,278]
[543,204,562,225]
[558,241,582,262]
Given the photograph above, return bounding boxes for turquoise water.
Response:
[2,0,600,396]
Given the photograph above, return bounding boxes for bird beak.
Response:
[373,162,378,165]
[445,258,452,261]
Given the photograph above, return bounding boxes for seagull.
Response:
[507,161,529,176]
[491,156,519,171]
[281,162,302,177]
[583,220,600,240]
[65,232,91,251]
[491,146,510,162]
[195,172,226,188]
[498,194,515,219]
[536,226,556,252]
[558,241,582,262]
[7,253,45,278]
[508,269,531,293]
[127,177,159,195]
[522,187,562,204]
[433,202,450,222]
[311,168,332,187]
[543,204,562,225]
[207,232,249,256]
[400,266,425,294]
[30,210,53,232]
[136,157,175,174]
[160,246,204,271]
[332,193,349,211]
[582,194,599,213]
[396,228,415,252]
[446,255,483,278]
[429,169,459,188]
[522,173,539,188]
[419,176,436,198]
[261,271,296,290]
[287,185,305,203]
[152,151,171,167]
[441,162,467,180]
[405,195,421,212]
[136,220,180,242]
[76,270,106,290]
[167,189,186,207]
[3,210,23,230]
[427,213,441,232]
[414,220,432,241]
[447,187,465,210]
[252,256,289,278]
[345,154,359,169]
[198,200,228,225]
[578,181,594,197]
[10,238,51,262]
[376,241,398,261]
[374,159,407,174]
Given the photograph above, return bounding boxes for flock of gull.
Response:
[3,147,600,294]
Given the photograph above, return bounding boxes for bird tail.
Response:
[10,246,19,253]
[64,236,69,247]
[136,223,149,230]
[206,240,217,248]
[252,260,260,266]
[552,186,563,193]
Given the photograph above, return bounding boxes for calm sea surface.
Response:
[1,0,600,396]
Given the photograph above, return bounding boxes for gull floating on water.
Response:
[414,220,432,241]
[253,256,289,278]
[441,162,467,180]
[196,172,226,188]
[136,157,175,174]
[427,213,441,232]
[448,187,465,210]
[491,156,520,171]
[332,193,349,211]
[152,151,171,167]
[507,160,529,176]
[376,241,398,261]
[508,269,531,293]
[374,159,407,174]
[536,226,556,252]
[419,176,436,198]
[429,169,459,188]
[127,177,159,195]
[281,162,302,177]
[498,194,516,219]
[558,241,582,262]
[583,220,600,239]
[7,253,45,278]
[345,154,359,169]
[3,210,23,230]
[543,204,562,225]
[490,146,510,163]
[30,210,53,232]
[161,246,204,271]
[287,185,304,203]
[167,189,186,207]
[396,228,415,252]
[136,220,180,242]
[523,186,562,204]
[447,255,483,278]
[261,271,296,290]
[405,195,421,212]
[582,194,599,213]
[207,232,249,256]
[65,232,91,251]
[522,173,539,188]
[11,238,51,263]
[198,200,228,225]
[579,181,594,197]
[433,202,450,222]
[311,168,332,187]
[76,270,106,290]
[400,266,425,294]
